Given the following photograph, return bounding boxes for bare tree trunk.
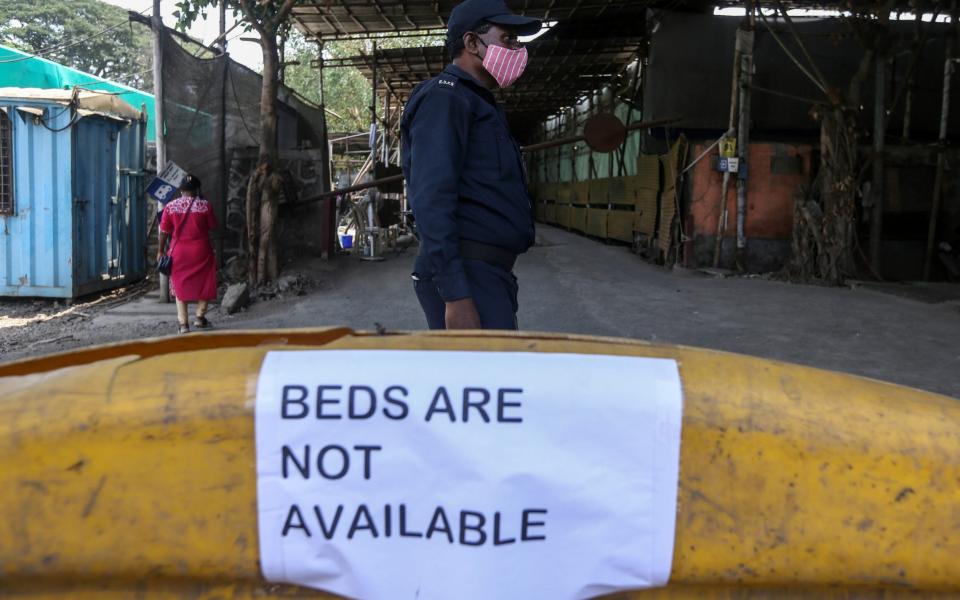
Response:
[259,35,279,164]
[819,107,858,282]
[246,34,283,286]
[246,165,265,286]
[789,106,861,283]
[259,174,281,280]
[788,42,877,284]
[236,0,297,289]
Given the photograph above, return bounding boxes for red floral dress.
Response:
[160,196,218,301]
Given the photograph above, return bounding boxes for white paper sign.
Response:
[255,350,683,600]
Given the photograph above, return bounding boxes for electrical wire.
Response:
[225,30,247,45]
[41,102,74,124]
[0,7,153,64]
[38,111,81,133]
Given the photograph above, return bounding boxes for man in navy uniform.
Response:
[400,0,541,330]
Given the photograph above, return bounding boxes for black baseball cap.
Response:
[447,0,542,42]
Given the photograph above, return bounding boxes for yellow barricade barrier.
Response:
[1,328,958,598]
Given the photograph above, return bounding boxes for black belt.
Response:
[460,239,517,272]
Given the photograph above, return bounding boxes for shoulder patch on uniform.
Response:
[437,78,457,89]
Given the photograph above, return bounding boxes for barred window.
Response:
[0,110,12,215]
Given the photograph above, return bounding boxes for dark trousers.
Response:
[414,258,519,330]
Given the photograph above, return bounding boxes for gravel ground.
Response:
[0,281,158,360]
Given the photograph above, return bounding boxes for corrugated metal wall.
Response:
[72,116,147,296]
[0,99,147,298]
[118,117,147,289]
[0,103,74,297]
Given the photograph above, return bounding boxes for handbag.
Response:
[157,254,173,276]
[157,196,197,276]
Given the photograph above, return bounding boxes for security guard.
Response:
[400,0,541,330]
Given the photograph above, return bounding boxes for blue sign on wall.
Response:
[146,161,186,204]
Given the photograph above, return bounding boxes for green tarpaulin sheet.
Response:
[0,44,155,141]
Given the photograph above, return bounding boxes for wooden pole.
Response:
[924,43,956,280]
[219,1,227,52]
[734,9,755,271]
[279,26,288,86]
[152,0,170,303]
[317,43,325,105]
[713,19,744,268]
[366,41,379,260]
[902,17,922,142]
[370,40,378,171]
[382,91,390,165]
[217,1,228,265]
[870,53,887,276]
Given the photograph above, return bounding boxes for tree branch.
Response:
[267,0,299,33]
[238,0,267,38]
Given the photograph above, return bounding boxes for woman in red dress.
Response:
[157,174,218,334]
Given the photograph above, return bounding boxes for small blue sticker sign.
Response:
[146,162,187,204]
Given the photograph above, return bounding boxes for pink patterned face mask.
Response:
[479,41,528,88]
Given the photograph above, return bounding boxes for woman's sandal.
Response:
[178,323,190,335]
[193,316,211,329]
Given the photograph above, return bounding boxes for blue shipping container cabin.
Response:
[0,87,147,298]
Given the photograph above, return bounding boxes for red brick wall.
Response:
[688,142,812,241]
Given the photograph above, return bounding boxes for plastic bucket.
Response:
[340,234,353,249]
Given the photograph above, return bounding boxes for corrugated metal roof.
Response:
[320,11,643,124]
[291,1,918,40]
[297,0,925,123]
[0,88,143,122]
[291,0,647,39]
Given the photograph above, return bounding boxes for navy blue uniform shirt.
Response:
[401,64,535,302]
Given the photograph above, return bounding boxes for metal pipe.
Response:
[218,1,227,52]
[756,8,828,96]
[369,41,378,170]
[152,0,170,303]
[329,132,369,143]
[735,21,755,270]
[683,130,734,176]
[870,54,888,276]
[902,17,922,141]
[308,174,404,201]
[218,43,227,266]
[923,53,959,280]
[557,113,563,183]
[366,200,376,258]
[774,1,829,94]
[374,94,390,164]
[714,24,744,268]
[607,89,614,179]
[902,72,914,142]
[746,83,822,106]
[365,41,379,260]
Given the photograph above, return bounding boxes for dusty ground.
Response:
[2,225,959,398]
[0,281,159,358]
